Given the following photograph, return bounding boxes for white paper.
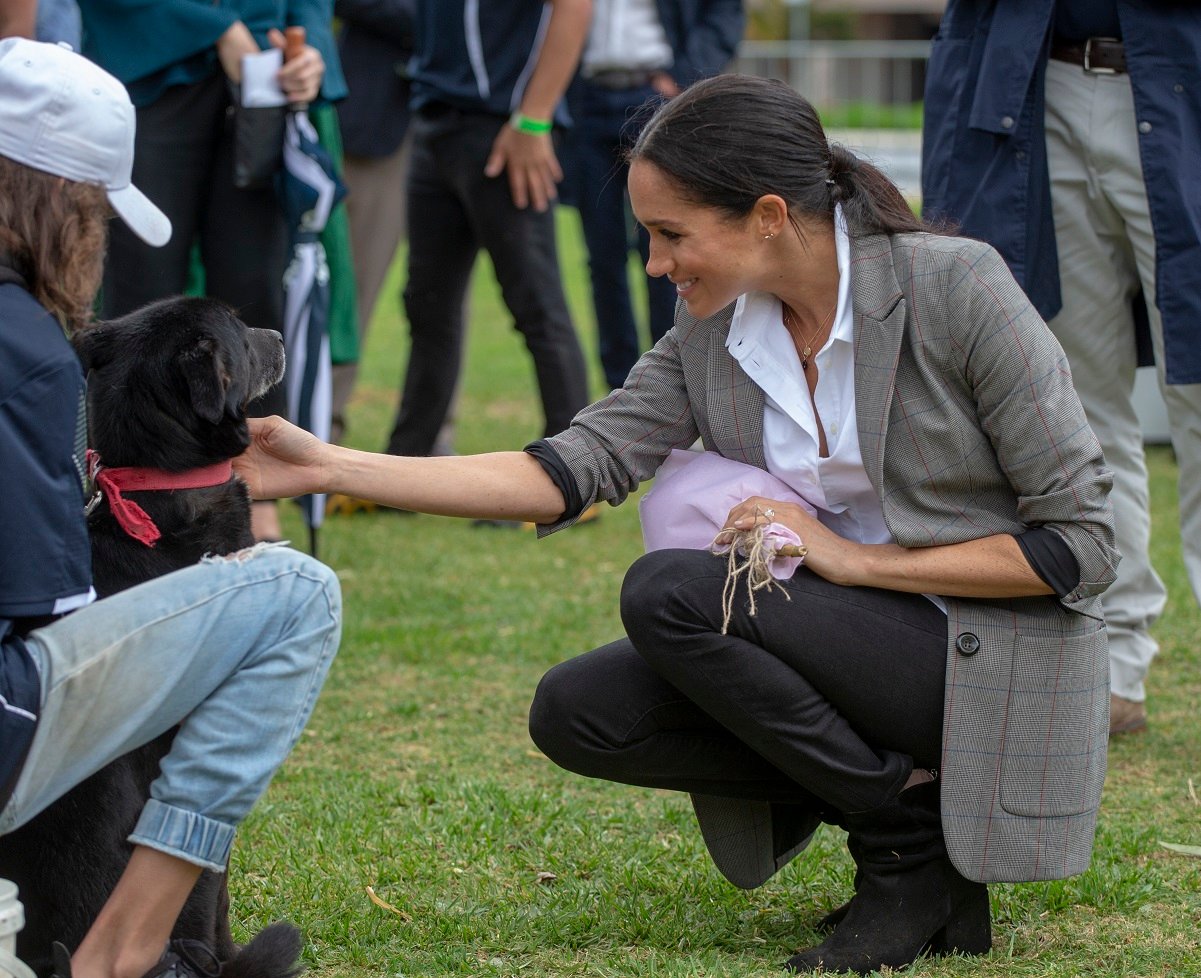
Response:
[240,49,287,107]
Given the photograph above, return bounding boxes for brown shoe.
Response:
[1109,694,1148,736]
[325,492,377,516]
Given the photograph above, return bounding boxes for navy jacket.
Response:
[334,0,415,157]
[655,0,745,85]
[920,0,1201,384]
[410,0,570,122]
[0,274,94,811]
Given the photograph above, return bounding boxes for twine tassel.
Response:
[710,523,793,635]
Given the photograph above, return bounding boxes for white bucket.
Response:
[0,881,34,978]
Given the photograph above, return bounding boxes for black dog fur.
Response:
[0,297,298,978]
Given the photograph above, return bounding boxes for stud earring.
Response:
[764,232,775,240]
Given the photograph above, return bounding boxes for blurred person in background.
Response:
[563,0,744,391]
[921,0,1201,736]
[329,0,415,448]
[379,0,592,470]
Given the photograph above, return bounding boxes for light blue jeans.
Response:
[0,545,341,871]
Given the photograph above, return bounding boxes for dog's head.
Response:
[75,296,285,470]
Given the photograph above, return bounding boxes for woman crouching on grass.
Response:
[235,74,1117,975]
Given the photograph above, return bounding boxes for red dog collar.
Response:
[86,449,234,548]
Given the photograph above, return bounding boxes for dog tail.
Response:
[220,922,304,978]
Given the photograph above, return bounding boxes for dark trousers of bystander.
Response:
[385,105,590,457]
[569,79,678,391]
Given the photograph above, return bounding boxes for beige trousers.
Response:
[1045,58,1201,701]
[331,140,410,443]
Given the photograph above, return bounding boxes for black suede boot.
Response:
[813,875,857,933]
[785,780,991,975]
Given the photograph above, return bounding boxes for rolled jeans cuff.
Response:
[129,798,235,872]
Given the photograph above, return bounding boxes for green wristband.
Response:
[509,111,553,135]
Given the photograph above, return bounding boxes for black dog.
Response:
[0,297,298,978]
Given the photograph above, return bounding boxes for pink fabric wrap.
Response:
[638,450,818,580]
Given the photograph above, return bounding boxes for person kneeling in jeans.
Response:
[0,39,342,978]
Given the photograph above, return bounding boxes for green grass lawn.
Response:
[238,209,1201,977]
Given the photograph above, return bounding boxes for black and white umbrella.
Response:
[279,107,346,554]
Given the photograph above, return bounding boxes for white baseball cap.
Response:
[0,38,171,247]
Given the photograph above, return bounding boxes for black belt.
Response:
[583,68,659,91]
[1049,36,1126,75]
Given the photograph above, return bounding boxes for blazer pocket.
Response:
[999,632,1107,818]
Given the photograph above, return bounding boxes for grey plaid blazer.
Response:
[543,231,1119,884]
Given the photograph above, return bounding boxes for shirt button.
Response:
[1174,84,1184,94]
[955,632,981,656]
[1138,121,1153,134]
[1000,116,1014,130]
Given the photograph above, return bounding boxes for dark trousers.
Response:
[530,549,947,815]
[569,80,677,390]
[386,107,590,456]
[102,72,289,417]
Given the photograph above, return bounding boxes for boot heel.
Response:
[930,881,992,956]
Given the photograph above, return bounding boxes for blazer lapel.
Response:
[849,234,906,494]
[705,315,768,469]
[699,234,905,480]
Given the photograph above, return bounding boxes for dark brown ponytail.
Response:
[826,142,925,235]
[629,74,933,238]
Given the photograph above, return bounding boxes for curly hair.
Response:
[0,155,109,332]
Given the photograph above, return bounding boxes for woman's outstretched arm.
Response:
[234,416,568,524]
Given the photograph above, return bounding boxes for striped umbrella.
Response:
[280,106,346,555]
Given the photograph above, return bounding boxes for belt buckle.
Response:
[1083,37,1118,75]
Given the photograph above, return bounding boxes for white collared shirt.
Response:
[726,207,892,547]
[582,0,673,75]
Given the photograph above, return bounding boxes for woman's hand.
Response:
[722,496,1056,599]
[269,28,325,104]
[216,21,259,83]
[720,495,864,587]
[233,416,328,500]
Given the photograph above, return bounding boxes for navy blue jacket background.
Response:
[920,0,1201,385]
[653,0,745,85]
[335,0,414,158]
[410,0,564,121]
[0,276,93,809]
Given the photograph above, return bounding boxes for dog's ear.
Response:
[73,322,119,371]
[181,336,232,425]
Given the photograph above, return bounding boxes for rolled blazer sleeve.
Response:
[946,241,1119,610]
[539,328,701,534]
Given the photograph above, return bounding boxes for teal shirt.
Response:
[78,0,346,107]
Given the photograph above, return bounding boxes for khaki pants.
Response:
[1045,58,1201,700]
[331,139,410,443]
